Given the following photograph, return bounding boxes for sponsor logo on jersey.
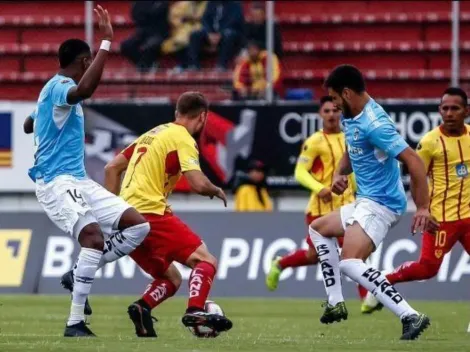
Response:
[0,230,32,287]
[456,163,468,178]
[348,145,364,155]
[353,128,359,141]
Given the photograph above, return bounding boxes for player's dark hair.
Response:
[176,92,209,118]
[443,87,468,106]
[58,39,91,69]
[324,64,366,94]
[320,95,333,107]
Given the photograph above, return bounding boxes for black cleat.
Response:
[61,270,92,316]
[64,321,96,337]
[182,310,233,333]
[320,301,348,324]
[400,313,430,340]
[127,303,158,337]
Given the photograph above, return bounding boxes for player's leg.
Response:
[266,215,319,291]
[338,201,430,340]
[363,223,458,314]
[36,177,103,337]
[309,207,349,324]
[128,239,182,338]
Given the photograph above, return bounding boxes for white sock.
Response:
[99,222,150,267]
[68,248,102,326]
[339,259,418,319]
[309,227,344,305]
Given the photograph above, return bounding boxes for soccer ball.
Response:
[187,300,225,338]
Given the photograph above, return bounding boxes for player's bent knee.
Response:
[117,207,147,230]
[78,223,104,250]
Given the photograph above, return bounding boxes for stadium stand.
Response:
[0,0,469,100]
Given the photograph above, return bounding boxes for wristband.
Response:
[100,40,111,52]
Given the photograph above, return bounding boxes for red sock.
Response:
[357,285,368,300]
[278,249,317,269]
[386,261,440,285]
[188,261,216,311]
[142,278,177,309]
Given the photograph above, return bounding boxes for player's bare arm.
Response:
[23,116,34,134]
[397,147,438,234]
[66,5,113,104]
[184,170,227,207]
[104,153,129,195]
[332,151,352,195]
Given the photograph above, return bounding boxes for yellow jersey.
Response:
[120,123,201,215]
[296,130,355,217]
[417,124,470,222]
[234,184,273,212]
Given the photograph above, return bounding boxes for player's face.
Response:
[328,88,352,117]
[440,94,469,132]
[320,101,340,131]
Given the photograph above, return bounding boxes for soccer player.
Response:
[104,92,233,337]
[24,6,151,337]
[309,65,438,340]
[361,87,470,314]
[265,96,355,291]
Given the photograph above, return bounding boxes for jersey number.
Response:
[125,147,148,188]
[67,189,83,203]
[435,230,447,248]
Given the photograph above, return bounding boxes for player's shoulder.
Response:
[418,127,441,150]
[303,131,324,147]
[363,99,391,127]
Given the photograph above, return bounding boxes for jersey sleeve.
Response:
[178,136,201,172]
[368,119,409,158]
[30,106,38,120]
[416,133,434,173]
[51,79,78,106]
[295,136,325,194]
[121,142,137,160]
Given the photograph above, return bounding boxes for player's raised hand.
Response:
[412,207,436,235]
[94,5,113,41]
[332,174,348,195]
[213,187,227,207]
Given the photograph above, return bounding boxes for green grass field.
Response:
[0,295,467,352]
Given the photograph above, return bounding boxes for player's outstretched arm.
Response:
[398,147,438,234]
[184,170,227,207]
[23,116,34,134]
[66,5,114,105]
[104,154,129,195]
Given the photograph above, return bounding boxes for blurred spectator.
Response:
[233,41,282,100]
[185,1,245,71]
[233,159,273,212]
[161,1,208,55]
[245,1,283,58]
[121,1,170,72]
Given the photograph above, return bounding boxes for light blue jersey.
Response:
[28,74,86,183]
[342,98,408,214]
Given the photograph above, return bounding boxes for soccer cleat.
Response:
[361,291,384,314]
[127,303,158,338]
[400,313,430,340]
[266,256,282,291]
[61,270,92,316]
[182,310,233,333]
[64,321,96,337]
[320,301,348,324]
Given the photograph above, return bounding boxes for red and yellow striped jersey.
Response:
[417,124,470,222]
[296,131,355,217]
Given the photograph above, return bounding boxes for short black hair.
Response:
[324,64,366,94]
[320,95,333,107]
[58,39,91,68]
[442,87,468,106]
[176,91,209,118]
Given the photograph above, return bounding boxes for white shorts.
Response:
[340,198,401,248]
[36,175,131,238]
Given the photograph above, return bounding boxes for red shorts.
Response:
[420,218,470,263]
[305,214,344,248]
[130,212,203,278]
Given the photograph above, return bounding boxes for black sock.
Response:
[136,299,151,311]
